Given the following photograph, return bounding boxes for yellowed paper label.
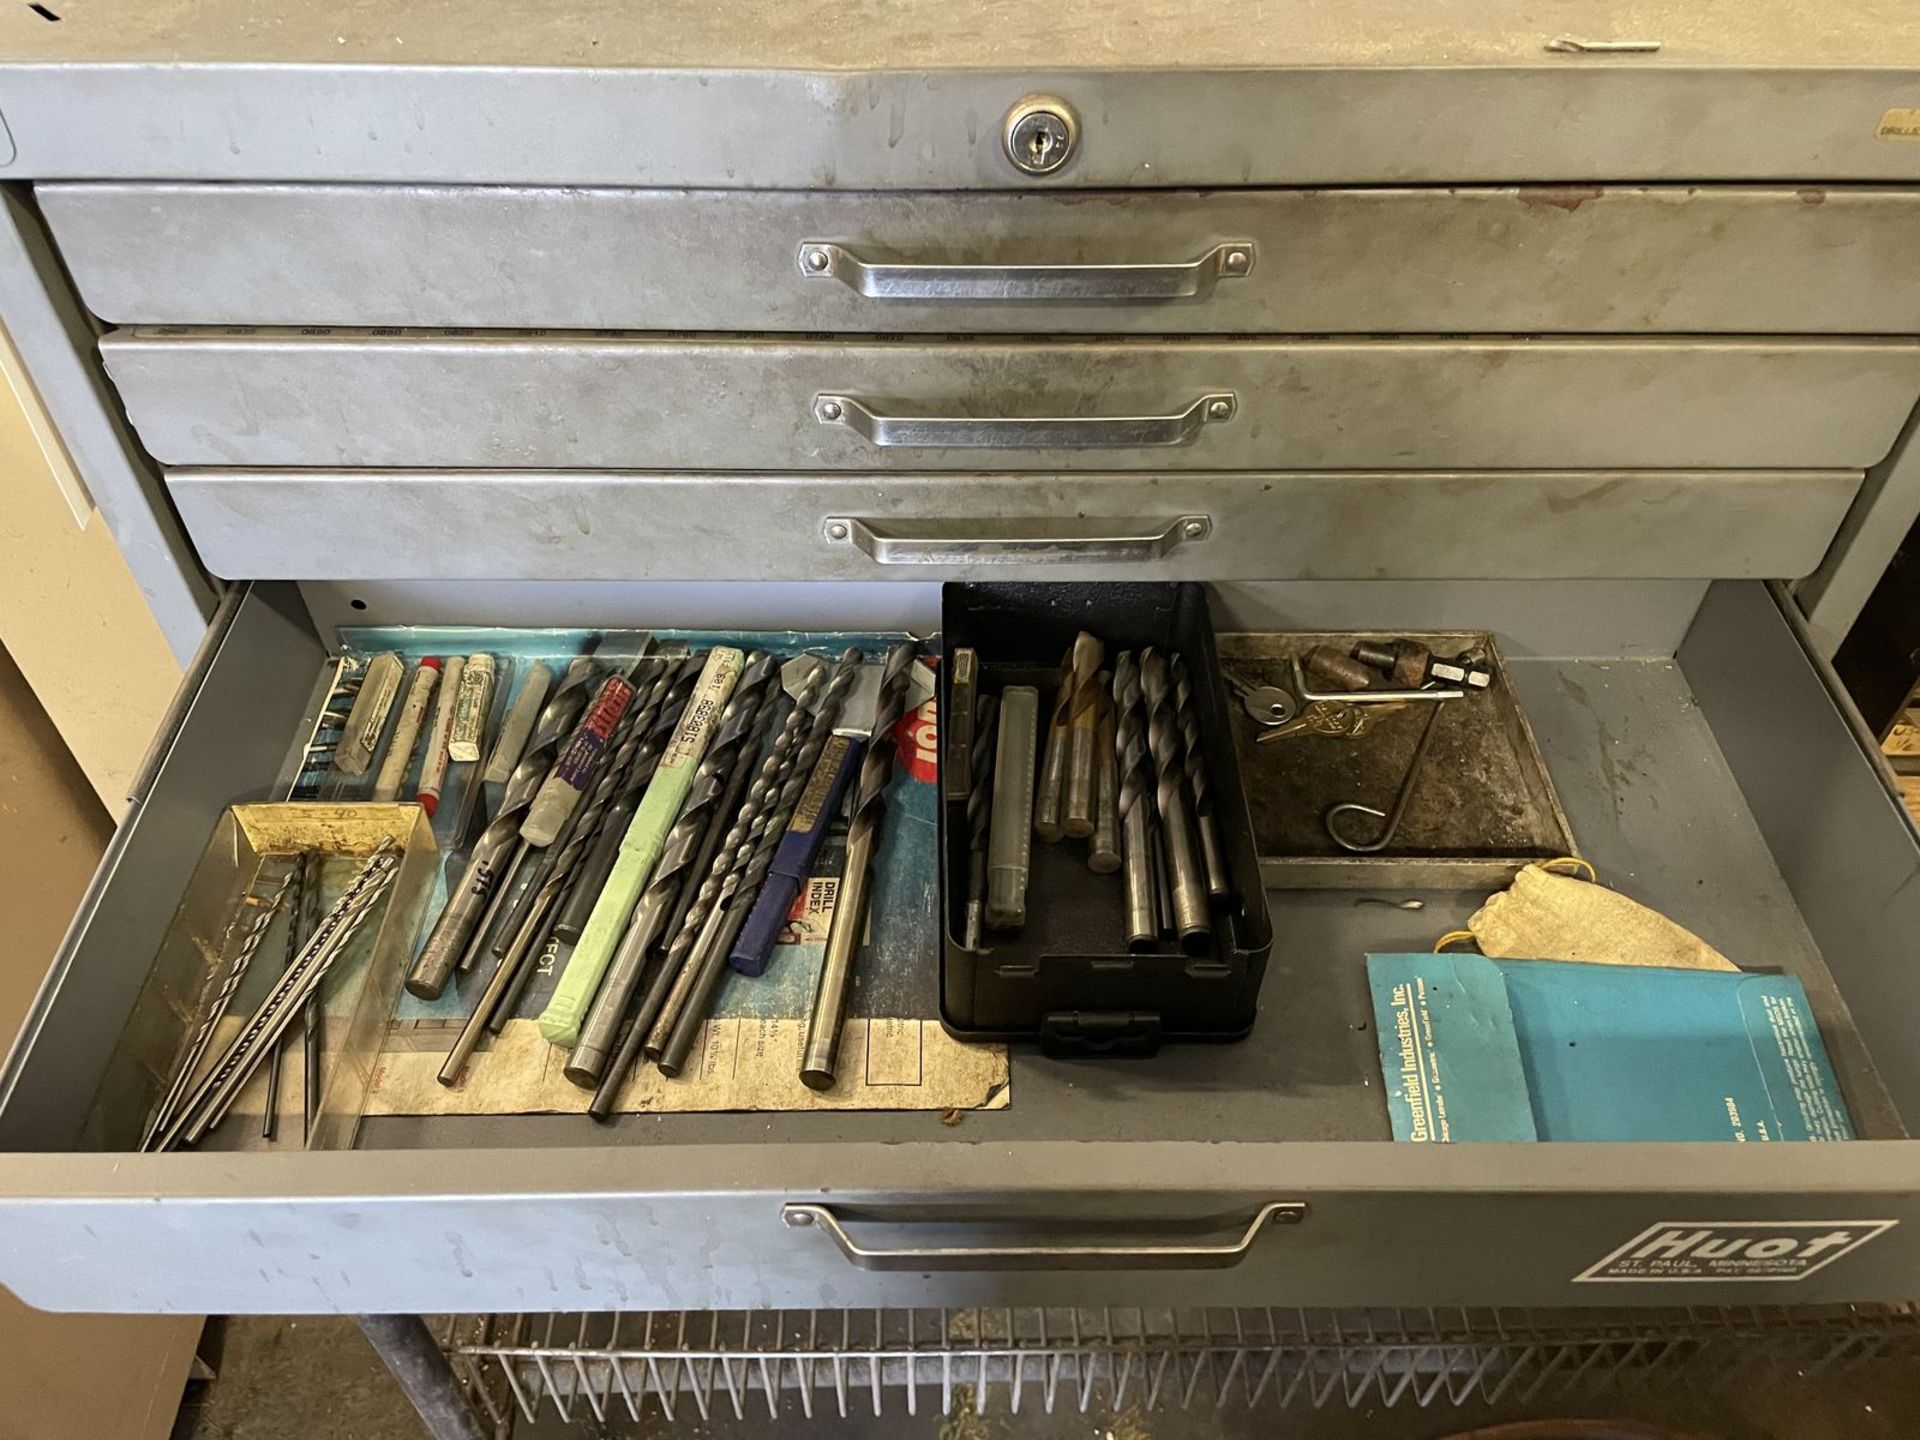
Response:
[1878,107,1920,141]
[367,1017,1009,1116]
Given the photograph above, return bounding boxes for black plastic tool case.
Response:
[938,582,1274,1051]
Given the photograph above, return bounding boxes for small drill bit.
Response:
[1140,649,1212,953]
[963,692,999,951]
[1061,632,1106,839]
[1171,653,1230,898]
[1112,654,1157,950]
[800,641,917,1091]
[262,856,310,1140]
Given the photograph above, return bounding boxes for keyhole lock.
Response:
[1003,95,1079,176]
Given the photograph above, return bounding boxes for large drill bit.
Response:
[563,652,780,1082]
[1112,654,1158,951]
[551,654,705,944]
[963,692,999,951]
[639,653,820,1061]
[1140,648,1212,953]
[406,652,604,1000]
[142,864,297,1150]
[1061,632,1106,839]
[1033,643,1073,842]
[1171,653,1230,898]
[655,647,867,1076]
[453,653,601,977]
[800,641,917,1091]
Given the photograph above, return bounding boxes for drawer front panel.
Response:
[100,332,1920,472]
[166,469,1861,584]
[42,184,1920,334]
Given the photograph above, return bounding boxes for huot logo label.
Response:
[1576,1220,1897,1283]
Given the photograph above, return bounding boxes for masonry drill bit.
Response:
[551,656,703,944]
[1171,653,1230,899]
[454,652,602,974]
[963,692,999,951]
[727,648,866,978]
[565,652,783,1080]
[640,654,815,1061]
[143,864,297,1150]
[657,648,868,1076]
[1140,648,1212,953]
[801,641,916,1091]
[541,651,770,1052]
[1061,632,1106,840]
[1112,654,1158,950]
[406,652,605,1000]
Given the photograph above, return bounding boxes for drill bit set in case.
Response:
[938,584,1275,1053]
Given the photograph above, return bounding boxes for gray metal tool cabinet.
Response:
[6,0,1920,1414]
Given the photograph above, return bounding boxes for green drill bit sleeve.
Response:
[538,647,744,1047]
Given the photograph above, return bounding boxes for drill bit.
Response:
[1089,684,1120,874]
[1033,643,1073,842]
[143,864,297,1150]
[551,654,705,944]
[262,855,311,1140]
[640,652,814,1061]
[1140,648,1212,953]
[1061,632,1106,839]
[406,651,605,1000]
[656,647,867,1077]
[454,652,602,974]
[1112,654,1158,951]
[963,692,999,951]
[800,641,917,1091]
[566,652,782,1082]
[1171,653,1230,898]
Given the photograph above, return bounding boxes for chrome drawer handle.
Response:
[823,514,1210,564]
[782,1201,1305,1272]
[796,241,1255,301]
[814,393,1235,449]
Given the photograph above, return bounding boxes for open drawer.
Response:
[4,579,1920,1315]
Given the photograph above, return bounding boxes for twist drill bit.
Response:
[657,648,867,1076]
[963,692,999,951]
[552,655,705,944]
[1033,643,1073,842]
[1061,632,1106,839]
[1171,653,1230,898]
[1112,655,1158,950]
[407,652,607,999]
[453,653,601,976]
[640,654,818,1061]
[1140,648,1212,953]
[142,864,297,1150]
[565,652,784,1082]
[1089,685,1120,875]
[800,641,916,1091]
[474,674,662,1036]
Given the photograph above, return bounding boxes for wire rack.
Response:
[444,1302,1920,1429]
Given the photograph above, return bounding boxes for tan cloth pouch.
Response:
[1462,861,1739,972]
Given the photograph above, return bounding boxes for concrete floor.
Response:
[169,1312,1920,1440]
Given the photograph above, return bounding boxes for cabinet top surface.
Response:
[0,0,1913,71]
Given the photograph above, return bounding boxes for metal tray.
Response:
[1219,631,1577,889]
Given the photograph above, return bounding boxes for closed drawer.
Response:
[4,580,1920,1315]
[40,184,1920,335]
[165,469,1862,584]
[100,331,1920,472]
